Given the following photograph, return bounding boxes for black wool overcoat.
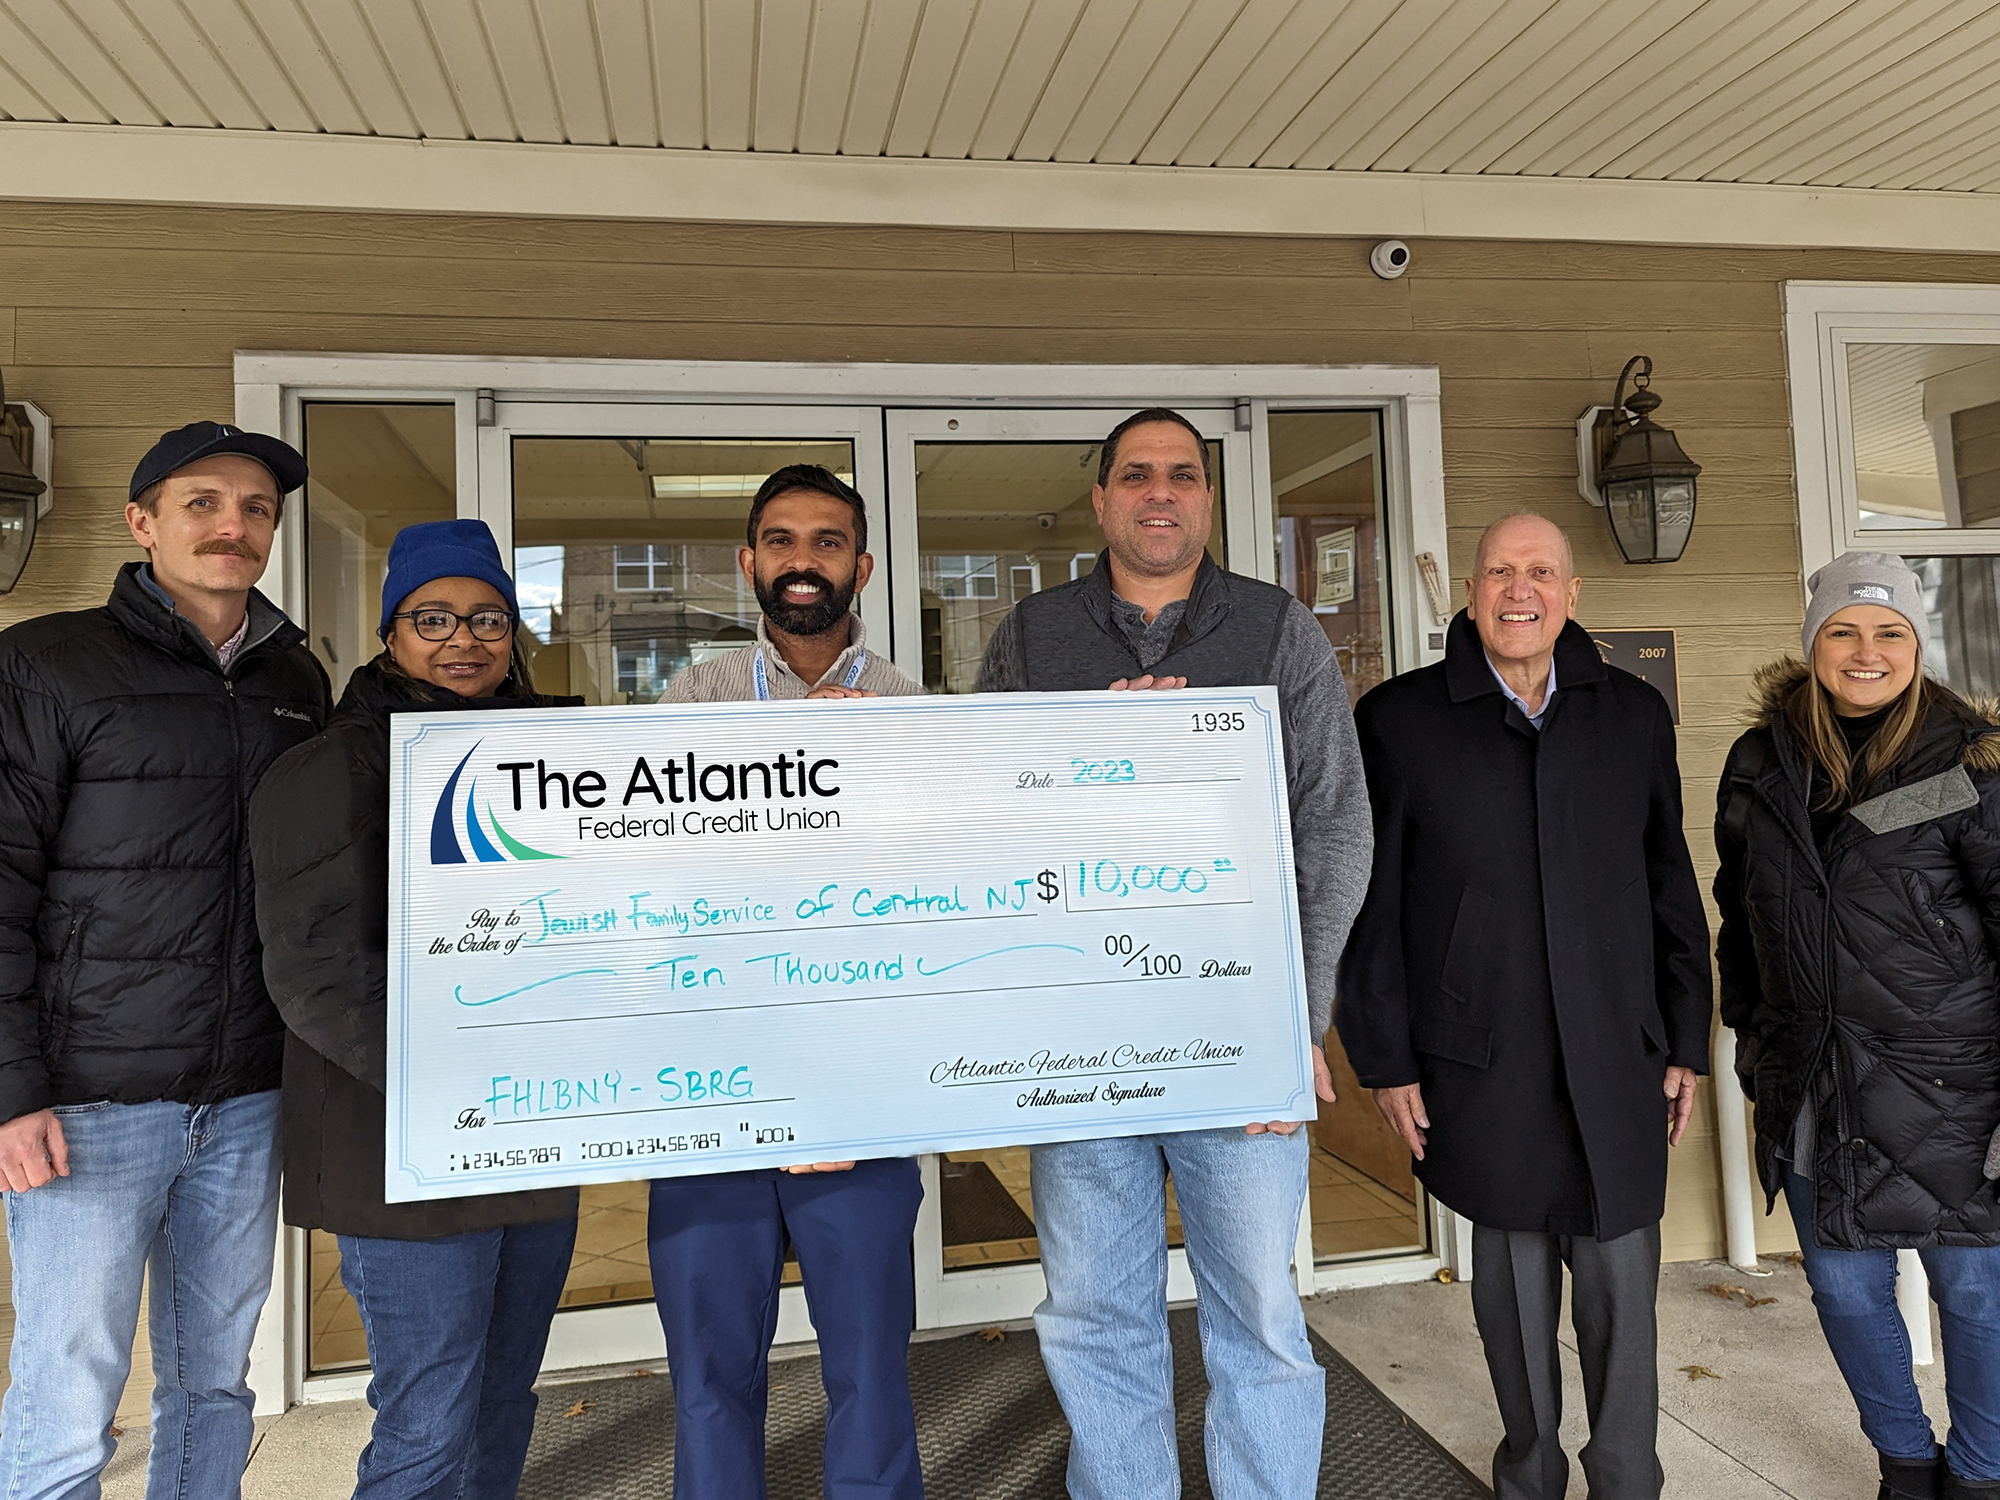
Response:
[1335,613,1713,1239]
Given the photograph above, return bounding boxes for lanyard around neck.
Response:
[753,646,866,702]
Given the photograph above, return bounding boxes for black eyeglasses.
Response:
[391,608,517,642]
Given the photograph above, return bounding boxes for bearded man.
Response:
[660,463,913,707]
[648,465,926,1500]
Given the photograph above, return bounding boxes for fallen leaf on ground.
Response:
[631,1368,657,1378]
[1679,1365,1722,1382]
[1436,1269,1456,1285]
[561,1400,596,1418]
[977,1326,1006,1343]
[108,1427,121,1439]
[1705,1282,1778,1309]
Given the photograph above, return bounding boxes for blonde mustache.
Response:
[193,539,263,562]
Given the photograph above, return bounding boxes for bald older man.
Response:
[1334,514,1712,1500]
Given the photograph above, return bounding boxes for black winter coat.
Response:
[1336,614,1713,1239]
[250,659,577,1240]
[1715,661,2000,1249]
[0,563,328,1120]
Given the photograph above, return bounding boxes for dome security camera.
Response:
[1036,512,1058,531]
[1370,240,1411,279]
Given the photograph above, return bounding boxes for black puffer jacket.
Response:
[250,658,576,1239]
[0,563,328,1122]
[1716,660,2000,1249]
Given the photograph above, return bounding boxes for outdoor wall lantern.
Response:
[0,367,51,595]
[1574,355,1702,564]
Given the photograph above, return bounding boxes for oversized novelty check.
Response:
[385,688,1313,1200]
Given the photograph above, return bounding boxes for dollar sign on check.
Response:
[1036,869,1060,903]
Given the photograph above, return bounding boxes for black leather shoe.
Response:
[1944,1467,2000,1498]
[1882,1451,1945,1500]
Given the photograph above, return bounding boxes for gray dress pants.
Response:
[1470,1221,1664,1500]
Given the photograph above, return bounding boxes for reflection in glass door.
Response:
[508,438,855,706]
[909,437,1225,695]
[299,401,459,1371]
[301,403,456,697]
[1266,409,1427,1263]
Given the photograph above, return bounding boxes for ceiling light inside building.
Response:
[651,471,854,500]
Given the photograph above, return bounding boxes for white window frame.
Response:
[932,553,1000,599]
[1785,281,2000,580]
[234,353,1453,1412]
[613,543,677,594]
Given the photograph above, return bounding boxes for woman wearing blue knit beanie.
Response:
[248,520,580,1499]
[1716,551,2000,1500]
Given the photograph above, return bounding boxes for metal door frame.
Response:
[236,354,1453,1412]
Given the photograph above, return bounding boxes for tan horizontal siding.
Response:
[1411,278,1782,332]
[14,307,1604,375]
[0,204,1020,271]
[0,251,1418,331]
[11,201,2000,1266]
[1445,476,1802,530]
[1444,425,1796,477]
[1441,376,1793,430]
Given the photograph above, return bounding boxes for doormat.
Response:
[940,1157,1037,1246]
[518,1306,1489,1499]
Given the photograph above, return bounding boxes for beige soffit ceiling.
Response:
[8,0,2000,247]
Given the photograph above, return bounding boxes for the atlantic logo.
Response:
[427,740,845,858]
[430,743,561,864]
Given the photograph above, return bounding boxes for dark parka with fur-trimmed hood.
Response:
[1715,660,2000,1250]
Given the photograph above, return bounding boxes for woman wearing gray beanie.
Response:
[1715,550,2000,1500]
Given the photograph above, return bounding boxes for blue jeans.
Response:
[338,1215,577,1500]
[1784,1167,2000,1480]
[1031,1126,1323,1500]
[0,1090,282,1500]
[647,1159,924,1500]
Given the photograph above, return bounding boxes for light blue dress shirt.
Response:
[1486,652,1557,730]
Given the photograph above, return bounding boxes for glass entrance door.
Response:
[885,407,1252,695]
[1265,410,1428,1264]
[885,407,1258,1325]
[485,404,887,1367]
[272,369,1451,1400]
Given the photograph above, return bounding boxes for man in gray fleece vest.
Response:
[974,408,1373,1500]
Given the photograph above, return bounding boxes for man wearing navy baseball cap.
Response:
[0,422,328,1498]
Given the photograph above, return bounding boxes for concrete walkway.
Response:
[1309,1255,1946,1499]
[99,1255,1937,1498]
